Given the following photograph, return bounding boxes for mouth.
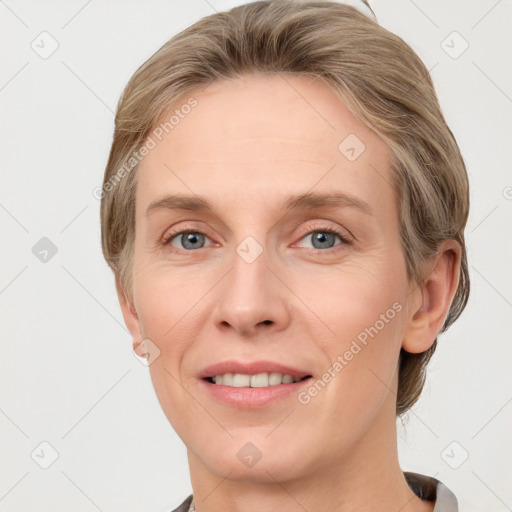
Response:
[197,360,314,408]
[200,373,313,408]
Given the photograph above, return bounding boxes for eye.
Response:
[295,224,352,252]
[161,224,352,253]
[163,230,213,251]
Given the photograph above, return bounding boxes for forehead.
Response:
[136,72,395,218]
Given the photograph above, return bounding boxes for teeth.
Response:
[212,372,304,387]
[233,374,251,387]
[268,373,283,386]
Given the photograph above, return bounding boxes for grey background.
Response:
[1,0,511,510]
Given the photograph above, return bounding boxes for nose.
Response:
[213,244,291,338]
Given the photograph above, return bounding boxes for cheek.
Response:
[131,259,225,399]
[132,265,209,432]
[133,264,202,347]
[297,248,407,340]
[289,277,405,454]
[296,256,407,400]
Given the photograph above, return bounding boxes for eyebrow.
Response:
[145,191,373,217]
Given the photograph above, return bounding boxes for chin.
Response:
[195,432,312,483]
[205,454,301,483]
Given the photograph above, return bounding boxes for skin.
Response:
[117,72,461,512]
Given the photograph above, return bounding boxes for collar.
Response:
[173,472,458,512]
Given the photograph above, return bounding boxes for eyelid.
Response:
[161,222,215,246]
[293,221,354,245]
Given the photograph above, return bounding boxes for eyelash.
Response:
[162,223,352,254]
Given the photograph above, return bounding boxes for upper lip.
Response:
[198,360,313,380]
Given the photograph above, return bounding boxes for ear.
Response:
[115,274,144,352]
[402,240,461,353]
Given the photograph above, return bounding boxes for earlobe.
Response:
[402,240,461,354]
[115,274,143,351]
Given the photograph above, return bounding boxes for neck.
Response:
[186,391,433,512]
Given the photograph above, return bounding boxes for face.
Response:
[124,73,415,482]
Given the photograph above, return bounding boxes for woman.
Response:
[100,1,469,510]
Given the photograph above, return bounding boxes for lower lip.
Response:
[199,378,312,408]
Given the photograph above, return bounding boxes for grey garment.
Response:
[169,472,458,512]
[404,472,459,512]
[171,494,192,512]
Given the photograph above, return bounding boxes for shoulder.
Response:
[404,471,458,512]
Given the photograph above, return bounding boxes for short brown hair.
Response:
[100,0,470,416]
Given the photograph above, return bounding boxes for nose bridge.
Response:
[214,234,290,336]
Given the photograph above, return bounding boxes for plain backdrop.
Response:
[1,1,511,511]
